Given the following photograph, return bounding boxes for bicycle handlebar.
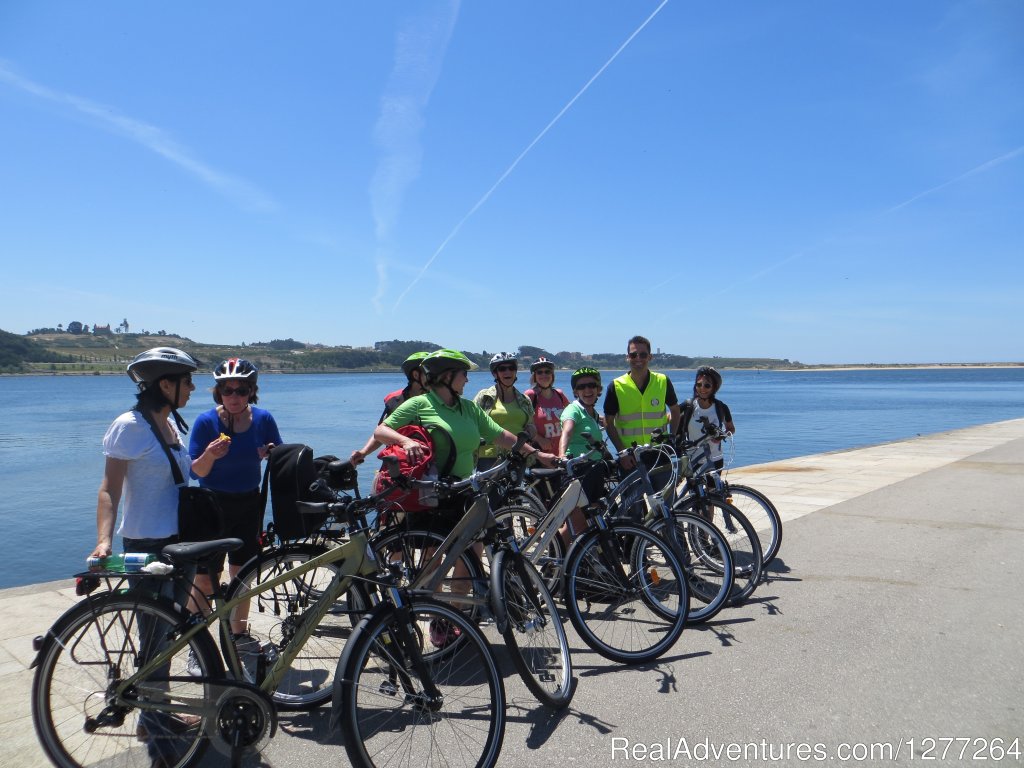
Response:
[379,455,512,497]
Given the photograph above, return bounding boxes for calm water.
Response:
[2,368,1022,588]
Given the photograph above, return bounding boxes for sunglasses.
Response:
[695,381,713,389]
[535,369,554,376]
[220,385,252,397]
[496,364,517,373]
[576,382,600,391]
[627,351,650,360]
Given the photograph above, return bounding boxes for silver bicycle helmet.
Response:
[488,352,517,373]
[127,347,198,385]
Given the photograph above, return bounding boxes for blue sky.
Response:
[1,1,1021,364]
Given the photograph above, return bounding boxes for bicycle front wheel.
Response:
[491,550,574,708]
[32,592,222,768]
[338,597,506,768]
[227,543,355,710]
[565,523,688,664]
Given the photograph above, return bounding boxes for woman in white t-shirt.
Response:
[682,366,736,470]
[90,346,225,761]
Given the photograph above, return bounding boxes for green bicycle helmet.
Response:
[422,348,476,378]
[401,351,430,378]
[570,367,602,390]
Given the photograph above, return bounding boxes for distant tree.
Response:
[82,324,90,334]
[121,318,129,333]
[57,323,63,332]
[67,321,83,334]
[517,345,549,360]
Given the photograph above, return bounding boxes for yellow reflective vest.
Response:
[612,372,669,446]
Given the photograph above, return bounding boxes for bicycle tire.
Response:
[226,543,355,710]
[32,592,222,768]
[672,496,763,604]
[718,483,783,566]
[503,487,549,518]
[564,522,688,664]
[369,526,487,623]
[492,504,565,595]
[647,512,734,624]
[338,597,506,768]
[490,550,574,708]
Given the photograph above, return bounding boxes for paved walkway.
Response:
[5,417,1023,766]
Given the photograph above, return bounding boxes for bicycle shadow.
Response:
[503,693,618,749]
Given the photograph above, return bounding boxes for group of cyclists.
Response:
[77,336,743,768]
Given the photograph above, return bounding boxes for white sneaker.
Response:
[185,649,202,677]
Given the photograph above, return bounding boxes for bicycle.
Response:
[599,439,736,624]
[31,526,507,768]
[674,427,783,566]
[369,455,575,708]
[668,422,765,603]
[493,453,693,664]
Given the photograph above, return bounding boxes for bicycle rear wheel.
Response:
[491,550,574,708]
[338,597,506,768]
[564,523,688,664]
[370,526,487,623]
[718,483,783,565]
[32,592,222,768]
[673,497,763,604]
[493,504,565,595]
[227,543,355,710]
[648,513,734,624]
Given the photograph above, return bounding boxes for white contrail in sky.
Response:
[0,60,275,212]
[653,144,1024,320]
[392,0,671,310]
[370,2,459,312]
[885,144,1024,214]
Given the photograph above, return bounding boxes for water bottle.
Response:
[124,553,157,572]
[86,553,156,573]
[87,554,125,573]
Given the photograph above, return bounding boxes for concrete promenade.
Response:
[4,418,1023,767]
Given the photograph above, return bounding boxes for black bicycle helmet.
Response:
[570,367,602,390]
[127,347,198,385]
[694,365,723,395]
[213,358,258,384]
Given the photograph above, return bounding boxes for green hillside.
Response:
[5,329,804,374]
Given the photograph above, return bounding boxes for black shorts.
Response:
[196,489,263,574]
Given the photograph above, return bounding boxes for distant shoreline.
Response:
[3,362,1022,377]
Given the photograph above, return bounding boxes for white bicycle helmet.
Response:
[530,356,555,373]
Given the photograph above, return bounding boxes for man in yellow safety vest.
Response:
[603,335,681,469]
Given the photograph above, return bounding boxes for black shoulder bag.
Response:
[143,411,225,542]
